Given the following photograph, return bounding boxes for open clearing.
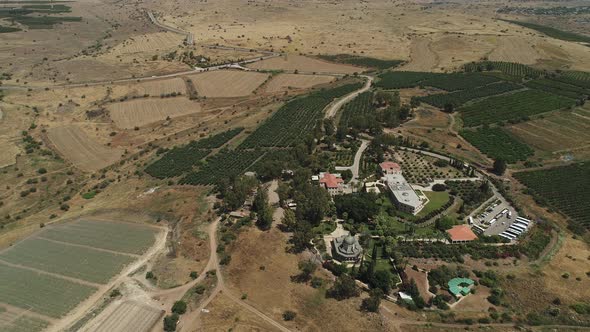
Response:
[91,301,163,332]
[0,219,158,320]
[0,139,19,168]
[107,97,202,129]
[108,32,183,56]
[247,54,360,74]
[187,70,269,98]
[264,73,335,93]
[110,78,186,99]
[46,125,123,172]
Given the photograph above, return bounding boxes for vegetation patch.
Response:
[375,71,501,91]
[460,127,534,163]
[524,78,589,99]
[514,163,590,232]
[416,81,523,108]
[502,19,590,43]
[318,54,404,70]
[460,89,574,127]
[464,61,544,79]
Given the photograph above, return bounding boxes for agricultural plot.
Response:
[460,127,534,163]
[187,70,269,98]
[463,61,544,78]
[375,71,442,89]
[0,237,135,284]
[107,97,202,129]
[417,81,523,108]
[239,82,362,148]
[180,149,265,185]
[375,71,500,91]
[524,78,589,99]
[145,128,243,178]
[39,219,158,255]
[514,163,590,230]
[507,106,590,153]
[47,125,123,172]
[445,180,493,213]
[338,91,374,130]
[502,20,590,43]
[92,301,163,332]
[395,150,466,184]
[109,32,183,56]
[553,71,590,90]
[318,54,404,70]
[460,89,574,127]
[0,309,49,332]
[0,264,97,318]
[110,78,186,99]
[264,73,334,93]
[247,54,360,74]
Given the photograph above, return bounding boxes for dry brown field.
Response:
[106,97,202,129]
[264,73,335,93]
[110,78,186,99]
[91,301,163,332]
[248,54,360,74]
[199,294,282,332]
[107,32,184,57]
[187,70,268,98]
[46,125,123,171]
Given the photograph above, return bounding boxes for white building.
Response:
[380,162,425,215]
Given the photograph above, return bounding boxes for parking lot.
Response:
[467,195,519,237]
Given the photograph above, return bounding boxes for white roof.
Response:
[398,292,413,301]
[384,174,422,210]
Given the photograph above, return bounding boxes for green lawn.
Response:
[416,191,450,218]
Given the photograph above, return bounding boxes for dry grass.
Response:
[200,294,280,331]
[107,97,203,129]
[248,55,360,74]
[46,125,122,171]
[0,139,19,168]
[110,78,187,99]
[108,32,183,56]
[187,70,269,98]
[264,73,335,93]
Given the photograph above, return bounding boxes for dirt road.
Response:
[324,75,373,119]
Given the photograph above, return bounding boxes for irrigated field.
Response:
[507,106,590,157]
[188,70,269,98]
[46,125,123,172]
[110,78,186,99]
[107,97,202,128]
[247,54,360,74]
[264,73,334,93]
[460,127,534,163]
[0,219,158,320]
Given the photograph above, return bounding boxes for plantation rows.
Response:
[553,72,590,90]
[239,83,362,148]
[417,81,522,108]
[514,163,590,231]
[463,61,544,78]
[460,89,574,127]
[524,78,589,99]
[145,128,243,178]
[338,91,374,129]
[502,20,590,43]
[460,127,533,163]
[318,54,404,70]
[375,71,501,91]
[180,149,265,185]
[395,242,522,262]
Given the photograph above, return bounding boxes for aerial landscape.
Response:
[0,0,589,331]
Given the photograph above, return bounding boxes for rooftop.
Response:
[384,173,422,209]
[448,277,474,296]
[446,225,478,242]
[319,172,344,189]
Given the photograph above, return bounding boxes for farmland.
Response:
[110,78,186,99]
[375,71,501,91]
[108,32,183,56]
[524,79,589,99]
[46,125,123,172]
[463,61,544,78]
[417,81,522,108]
[145,128,243,179]
[318,54,404,70]
[502,20,590,43]
[187,70,269,98]
[375,71,442,89]
[91,301,164,332]
[239,82,363,148]
[460,127,534,163]
[180,149,265,185]
[514,163,590,231]
[246,54,360,74]
[107,97,203,129]
[264,73,334,93]
[0,311,49,332]
[338,91,374,130]
[460,89,574,127]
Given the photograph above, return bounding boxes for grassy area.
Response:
[416,191,450,218]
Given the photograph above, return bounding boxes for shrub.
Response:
[171,301,187,315]
[283,310,297,321]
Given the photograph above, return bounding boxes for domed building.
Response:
[332,234,363,262]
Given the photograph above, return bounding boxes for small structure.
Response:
[332,235,363,262]
[380,161,402,175]
[318,172,344,196]
[364,181,381,194]
[448,277,474,297]
[398,291,414,303]
[446,225,478,243]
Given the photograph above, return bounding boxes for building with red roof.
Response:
[318,172,344,196]
[380,161,402,175]
[446,224,478,243]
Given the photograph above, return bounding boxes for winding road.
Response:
[324,75,373,119]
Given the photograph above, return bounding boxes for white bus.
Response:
[500,232,516,240]
[511,223,528,232]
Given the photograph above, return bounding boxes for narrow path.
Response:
[324,75,373,119]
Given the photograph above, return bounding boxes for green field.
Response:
[460,127,534,163]
[416,191,451,218]
[180,149,265,185]
[338,91,375,130]
[318,54,404,70]
[0,264,97,317]
[524,78,589,99]
[40,219,157,254]
[375,71,500,91]
[514,163,590,231]
[417,81,522,108]
[463,61,544,79]
[0,237,135,284]
[460,89,574,127]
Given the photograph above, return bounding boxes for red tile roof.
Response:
[319,173,344,189]
[380,161,401,172]
[446,225,478,242]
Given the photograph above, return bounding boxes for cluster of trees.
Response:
[252,186,273,231]
[216,176,258,212]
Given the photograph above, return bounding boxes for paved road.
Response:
[324,75,373,119]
